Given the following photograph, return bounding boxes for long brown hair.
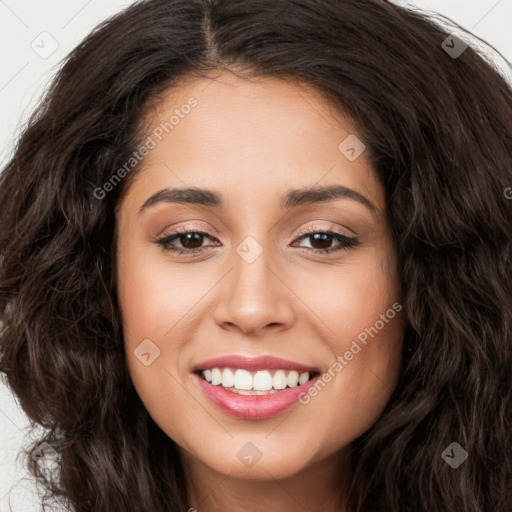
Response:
[1,1,511,510]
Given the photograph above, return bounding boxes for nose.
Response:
[212,243,296,336]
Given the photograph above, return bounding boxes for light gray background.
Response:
[1,0,511,509]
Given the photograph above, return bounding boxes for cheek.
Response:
[300,253,404,435]
[116,246,181,405]
[117,243,221,443]
[301,247,400,345]
[117,244,208,343]
[304,321,403,460]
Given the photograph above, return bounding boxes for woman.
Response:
[0,0,511,511]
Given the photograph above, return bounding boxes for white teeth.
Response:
[273,370,287,390]
[253,370,273,391]
[234,369,253,390]
[299,371,310,385]
[200,367,315,391]
[287,370,299,387]
[221,368,234,388]
[229,388,280,395]
[211,368,222,385]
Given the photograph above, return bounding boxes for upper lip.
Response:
[192,355,320,373]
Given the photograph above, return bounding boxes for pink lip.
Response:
[193,372,320,420]
[192,355,320,373]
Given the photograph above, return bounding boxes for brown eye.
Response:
[156,230,219,255]
[291,230,360,254]
[175,232,207,249]
[305,233,335,250]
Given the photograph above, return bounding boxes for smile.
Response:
[199,368,316,394]
[192,355,321,419]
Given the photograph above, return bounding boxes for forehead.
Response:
[122,71,383,214]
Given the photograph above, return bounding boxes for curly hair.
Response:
[1,0,511,510]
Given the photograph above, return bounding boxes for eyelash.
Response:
[155,226,360,257]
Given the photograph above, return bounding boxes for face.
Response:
[115,71,405,482]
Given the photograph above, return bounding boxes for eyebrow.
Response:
[138,184,377,215]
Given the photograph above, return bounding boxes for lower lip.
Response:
[193,373,320,420]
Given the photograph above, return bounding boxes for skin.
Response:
[116,70,406,512]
